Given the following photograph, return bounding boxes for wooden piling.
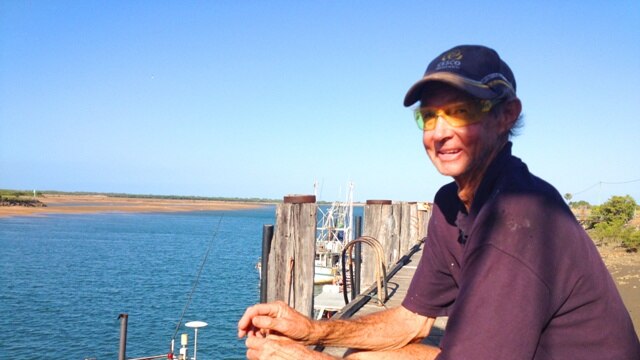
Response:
[267,195,316,317]
[399,202,432,255]
[360,200,431,290]
[361,200,396,289]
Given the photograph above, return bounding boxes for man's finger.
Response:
[239,304,273,338]
[238,303,284,332]
[246,335,264,348]
[252,314,277,330]
[246,336,266,360]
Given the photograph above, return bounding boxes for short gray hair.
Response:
[490,96,523,138]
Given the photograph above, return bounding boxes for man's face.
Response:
[420,84,503,185]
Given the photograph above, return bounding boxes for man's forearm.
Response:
[308,306,434,351]
[345,343,441,360]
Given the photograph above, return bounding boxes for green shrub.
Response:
[589,195,639,249]
[591,195,636,224]
[623,230,640,249]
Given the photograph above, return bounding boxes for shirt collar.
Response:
[469,141,512,216]
[454,141,513,241]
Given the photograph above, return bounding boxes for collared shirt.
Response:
[403,142,640,359]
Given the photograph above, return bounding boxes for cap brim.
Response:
[403,72,498,107]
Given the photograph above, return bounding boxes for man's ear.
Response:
[498,98,522,134]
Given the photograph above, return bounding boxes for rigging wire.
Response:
[171,215,224,341]
[572,178,640,196]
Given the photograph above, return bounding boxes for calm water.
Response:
[0,207,275,359]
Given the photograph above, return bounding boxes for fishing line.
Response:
[171,215,224,341]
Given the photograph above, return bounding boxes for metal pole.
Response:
[193,328,199,360]
[118,313,128,360]
[185,321,207,360]
[353,216,362,297]
[260,224,274,303]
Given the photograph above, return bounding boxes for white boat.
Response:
[314,182,354,285]
[314,250,340,284]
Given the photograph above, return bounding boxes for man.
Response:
[238,45,640,359]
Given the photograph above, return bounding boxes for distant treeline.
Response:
[39,190,282,203]
[1,189,332,205]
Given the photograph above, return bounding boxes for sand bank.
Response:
[0,194,267,218]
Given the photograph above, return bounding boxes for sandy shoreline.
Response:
[0,194,267,218]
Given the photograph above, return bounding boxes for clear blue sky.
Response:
[1,1,639,204]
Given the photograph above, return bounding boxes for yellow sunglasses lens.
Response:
[414,101,491,131]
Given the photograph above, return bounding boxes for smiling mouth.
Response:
[438,148,461,156]
[435,148,463,162]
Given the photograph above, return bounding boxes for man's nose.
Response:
[432,116,452,139]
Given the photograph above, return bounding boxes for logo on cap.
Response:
[435,49,463,71]
[441,49,463,61]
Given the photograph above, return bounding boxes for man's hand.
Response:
[238,301,315,343]
[245,335,335,360]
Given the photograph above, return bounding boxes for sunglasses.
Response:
[413,99,500,131]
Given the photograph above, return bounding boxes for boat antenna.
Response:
[171,215,224,341]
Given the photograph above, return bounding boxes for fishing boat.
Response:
[314,182,354,285]
[314,249,340,284]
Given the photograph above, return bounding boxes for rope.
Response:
[171,215,224,341]
[285,204,301,307]
[284,257,295,306]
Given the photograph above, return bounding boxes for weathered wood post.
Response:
[399,202,432,255]
[416,202,432,241]
[267,194,316,317]
[399,202,417,257]
[360,201,432,290]
[361,200,399,289]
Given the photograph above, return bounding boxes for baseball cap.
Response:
[403,45,516,107]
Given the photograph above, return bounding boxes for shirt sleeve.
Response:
[436,245,552,360]
[402,202,459,317]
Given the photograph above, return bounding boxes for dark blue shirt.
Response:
[403,143,640,359]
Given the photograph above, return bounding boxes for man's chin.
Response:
[434,164,465,178]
